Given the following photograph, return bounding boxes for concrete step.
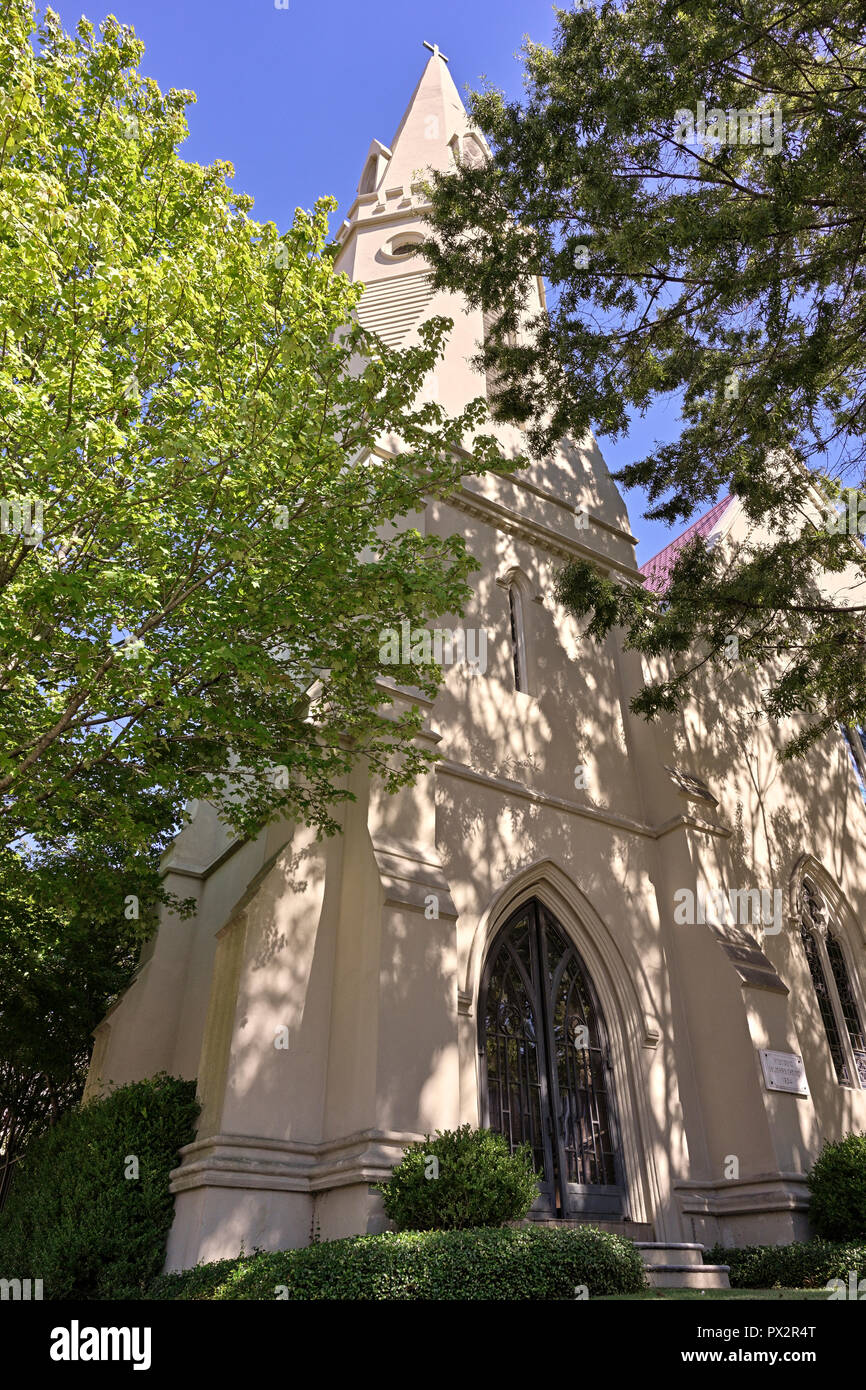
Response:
[635,1242,731,1289]
[519,1223,731,1288]
[526,1217,655,1241]
[635,1242,706,1267]
[645,1263,731,1290]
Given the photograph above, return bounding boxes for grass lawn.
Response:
[598,1288,832,1301]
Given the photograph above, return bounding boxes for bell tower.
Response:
[333,43,502,425]
[333,43,637,564]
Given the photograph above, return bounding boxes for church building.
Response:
[85,47,866,1282]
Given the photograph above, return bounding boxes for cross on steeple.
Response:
[423,40,449,63]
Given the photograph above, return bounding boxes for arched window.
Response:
[357,142,392,196]
[479,899,625,1217]
[359,155,379,195]
[841,724,866,808]
[799,879,866,1087]
[507,582,527,692]
[461,133,487,169]
[382,231,425,263]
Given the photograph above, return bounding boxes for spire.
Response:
[334,44,492,340]
[383,43,473,188]
[348,43,484,207]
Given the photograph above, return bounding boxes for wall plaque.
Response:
[759,1049,809,1096]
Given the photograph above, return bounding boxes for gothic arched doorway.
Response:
[479,898,626,1218]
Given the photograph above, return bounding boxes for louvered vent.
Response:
[355,272,435,347]
[482,308,518,407]
[482,307,500,402]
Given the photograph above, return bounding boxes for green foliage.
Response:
[375,1124,540,1231]
[0,0,507,1177]
[0,1074,198,1299]
[807,1132,866,1239]
[704,1238,866,1290]
[0,1,506,876]
[149,1225,647,1300]
[426,0,866,749]
[0,844,152,1209]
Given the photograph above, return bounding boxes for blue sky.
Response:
[48,0,687,563]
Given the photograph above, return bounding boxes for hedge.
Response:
[704,1238,866,1289]
[149,1224,647,1300]
[0,1073,198,1300]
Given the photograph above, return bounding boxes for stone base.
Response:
[638,1241,704,1266]
[164,1128,412,1270]
[675,1174,812,1249]
[645,1263,731,1290]
[165,1184,312,1272]
[636,1241,731,1289]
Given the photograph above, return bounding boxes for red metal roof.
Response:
[639,496,732,594]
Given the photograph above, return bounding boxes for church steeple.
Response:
[334,44,487,281]
[332,43,636,558]
[382,43,475,188]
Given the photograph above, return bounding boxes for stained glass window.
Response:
[800,880,866,1088]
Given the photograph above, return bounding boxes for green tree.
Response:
[0,843,158,1210]
[0,2,507,1171]
[0,2,504,866]
[426,0,866,753]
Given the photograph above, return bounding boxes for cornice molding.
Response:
[337,186,432,242]
[436,758,733,844]
[655,812,732,842]
[448,484,642,580]
[362,444,642,580]
[675,1173,810,1217]
[490,469,639,546]
[435,758,655,838]
[170,1128,425,1195]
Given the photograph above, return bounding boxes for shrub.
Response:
[148,1253,252,1302]
[704,1237,866,1289]
[149,1224,647,1300]
[376,1124,540,1231]
[807,1132,866,1240]
[0,1073,198,1299]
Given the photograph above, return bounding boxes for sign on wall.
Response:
[759,1049,809,1096]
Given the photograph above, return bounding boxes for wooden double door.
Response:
[479,900,626,1218]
